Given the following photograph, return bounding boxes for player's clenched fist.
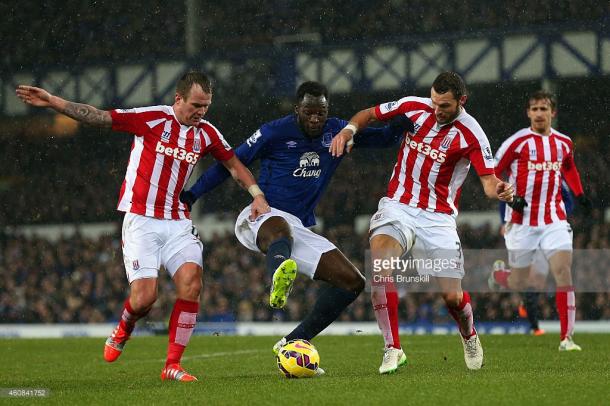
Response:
[496,181,514,203]
[16,85,53,107]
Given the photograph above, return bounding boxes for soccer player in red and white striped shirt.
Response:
[489,90,588,351]
[16,72,270,380]
[331,72,514,373]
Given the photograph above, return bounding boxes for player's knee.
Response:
[180,272,203,300]
[344,271,365,294]
[442,292,462,308]
[131,290,157,312]
[552,265,572,285]
[189,275,203,296]
[509,276,530,291]
[257,217,292,252]
[370,234,403,253]
[530,274,547,290]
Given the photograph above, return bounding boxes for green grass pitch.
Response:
[2,334,608,405]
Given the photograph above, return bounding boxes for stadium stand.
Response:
[1,219,608,324]
[1,0,608,328]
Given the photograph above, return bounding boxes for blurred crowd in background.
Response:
[1,216,608,324]
[1,0,608,326]
[1,127,608,226]
[1,81,608,326]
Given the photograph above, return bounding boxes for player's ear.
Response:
[459,95,467,106]
[175,92,183,105]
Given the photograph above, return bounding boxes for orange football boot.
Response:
[103,325,130,362]
[161,364,198,382]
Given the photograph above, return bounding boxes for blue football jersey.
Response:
[188,114,405,226]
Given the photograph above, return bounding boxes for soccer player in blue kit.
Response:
[181,81,412,374]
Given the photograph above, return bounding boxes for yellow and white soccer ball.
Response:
[276,339,320,378]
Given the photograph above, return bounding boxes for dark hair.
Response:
[527,90,556,111]
[296,81,328,102]
[176,71,213,99]
[432,71,467,100]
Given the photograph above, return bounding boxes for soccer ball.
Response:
[276,339,320,378]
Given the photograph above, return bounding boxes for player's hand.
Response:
[179,190,196,211]
[250,195,270,220]
[16,85,53,107]
[499,224,506,237]
[496,181,514,203]
[330,130,354,157]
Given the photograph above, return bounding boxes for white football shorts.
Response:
[531,249,550,276]
[121,212,204,283]
[504,220,573,268]
[369,197,464,279]
[234,205,336,279]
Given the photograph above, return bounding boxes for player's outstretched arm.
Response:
[184,139,262,209]
[330,107,377,157]
[16,85,111,127]
[354,115,414,149]
[221,155,270,219]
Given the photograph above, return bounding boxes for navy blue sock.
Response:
[523,291,540,330]
[266,237,292,276]
[285,285,360,341]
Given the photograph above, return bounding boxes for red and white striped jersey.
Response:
[374,97,495,215]
[495,127,583,226]
[110,105,234,220]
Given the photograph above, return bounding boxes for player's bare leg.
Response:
[274,249,365,376]
[370,234,407,374]
[281,249,366,345]
[548,251,580,351]
[161,263,202,382]
[519,271,547,335]
[313,249,365,292]
[257,216,297,309]
[490,258,548,334]
[436,277,483,370]
[104,278,157,362]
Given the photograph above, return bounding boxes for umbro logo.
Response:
[286,141,298,148]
